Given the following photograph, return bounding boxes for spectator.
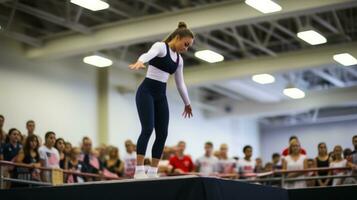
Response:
[15,135,41,183]
[330,145,348,186]
[2,128,22,162]
[79,137,102,178]
[306,159,316,187]
[96,144,108,169]
[158,146,173,175]
[38,131,60,182]
[236,145,255,179]
[281,136,307,157]
[255,157,264,173]
[344,135,357,184]
[272,153,282,170]
[315,142,331,187]
[103,146,124,177]
[26,120,36,136]
[282,139,307,189]
[217,143,236,175]
[169,141,194,174]
[55,138,67,169]
[195,141,218,176]
[0,115,6,144]
[64,141,72,158]
[25,120,42,146]
[123,139,136,178]
[67,147,85,183]
[264,162,273,172]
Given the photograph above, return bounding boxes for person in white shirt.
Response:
[217,143,236,177]
[129,21,194,179]
[38,131,60,182]
[282,139,307,189]
[123,140,137,178]
[196,142,218,176]
[330,145,348,186]
[237,145,256,179]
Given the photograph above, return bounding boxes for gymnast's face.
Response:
[175,36,193,53]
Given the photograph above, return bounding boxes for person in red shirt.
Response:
[169,141,194,174]
[281,136,307,156]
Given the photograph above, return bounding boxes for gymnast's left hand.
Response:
[182,104,193,118]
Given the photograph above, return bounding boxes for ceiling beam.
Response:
[24,0,357,59]
[177,41,357,86]
[4,2,92,35]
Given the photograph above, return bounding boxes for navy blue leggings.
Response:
[136,78,169,159]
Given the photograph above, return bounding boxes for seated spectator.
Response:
[195,141,218,176]
[169,141,194,174]
[79,137,102,180]
[39,131,60,182]
[236,145,255,179]
[282,139,307,189]
[55,138,67,169]
[282,136,307,157]
[217,143,236,176]
[103,146,124,177]
[15,135,41,184]
[315,142,331,187]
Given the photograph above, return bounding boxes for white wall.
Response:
[231,117,261,159]
[260,120,357,163]
[0,37,98,146]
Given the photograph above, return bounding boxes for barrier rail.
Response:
[1,160,355,189]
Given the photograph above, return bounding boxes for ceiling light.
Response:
[252,74,275,84]
[83,55,113,67]
[245,0,282,14]
[297,30,327,45]
[70,0,109,11]
[283,87,305,99]
[333,53,357,66]
[194,50,224,63]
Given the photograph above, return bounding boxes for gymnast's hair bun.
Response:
[178,21,187,29]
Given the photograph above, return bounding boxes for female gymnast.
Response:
[129,21,194,179]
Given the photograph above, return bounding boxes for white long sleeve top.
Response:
[138,42,191,105]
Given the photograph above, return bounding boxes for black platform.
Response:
[0,176,288,200]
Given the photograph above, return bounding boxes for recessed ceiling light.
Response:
[252,74,275,84]
[333,53,357,66]
[70,0,109,11]
[194,50,224,63]
[83,55,113,67]
[283,87,305,99]
[245,0,282,14]
[297,30,327,45]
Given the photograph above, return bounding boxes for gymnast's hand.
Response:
[182,104,193,118]
[129,61,146,70]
